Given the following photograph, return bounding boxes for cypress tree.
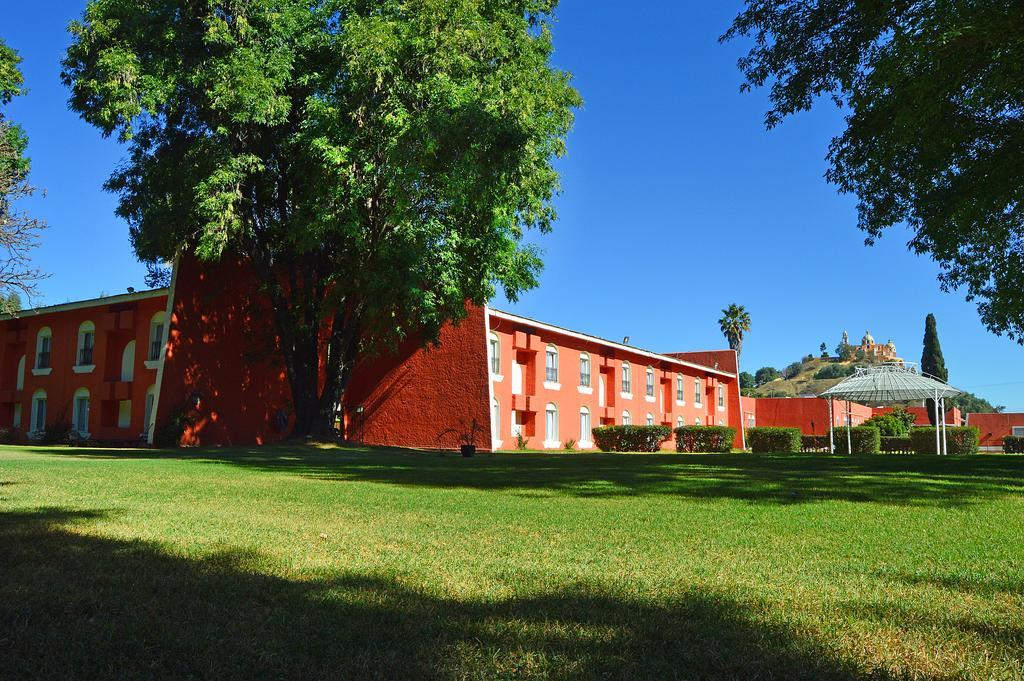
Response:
[921,313,948,425]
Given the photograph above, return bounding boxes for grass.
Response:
[1,445,1023,679]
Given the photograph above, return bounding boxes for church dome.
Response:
[862,331,874,345]
[887,339,896,349]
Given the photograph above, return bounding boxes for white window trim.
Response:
[31,367,52,377]
[543,381,562,391]
[144,359,162,370]
[73,364,96,374]
[577,386,593,395]
[543,439,562,449]
[675,399,686,407]
[645,395,656,403]
[620,391,633,400]
[492,374,504,383]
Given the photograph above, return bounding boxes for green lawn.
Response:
[1,445,1023,679]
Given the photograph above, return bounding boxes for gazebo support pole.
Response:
[827,398,835,454]
[941,396,948,456]
[934,389,941,455]
[846,401,853,454]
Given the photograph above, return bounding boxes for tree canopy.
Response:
[0,37,46,314]
[723,1,1024,342]
[718,304,751,357]
[63,0,579,436]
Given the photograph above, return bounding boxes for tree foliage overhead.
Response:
[723,1,1024,342]
[63,0,580,436]
[0,37,46,315]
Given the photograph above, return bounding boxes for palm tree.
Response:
[718,304,752,357]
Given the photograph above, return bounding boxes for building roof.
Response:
[0,288,169,321]
[819,362,961,403]
[487,307,736,378]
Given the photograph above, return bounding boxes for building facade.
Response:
[0,289,170,442]
[967,413,1024,451]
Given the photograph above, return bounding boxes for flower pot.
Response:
[460,445,476,457]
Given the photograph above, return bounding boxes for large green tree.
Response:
[63,0,580,438]
[0,38,46,314]
[718,303,751,357]
[723,2,1024,342]
[921,313,948,425]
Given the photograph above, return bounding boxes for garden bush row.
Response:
[591,425,671,453]
[909,427,979,455]
[747,427,801,453]
[674,426,735,453]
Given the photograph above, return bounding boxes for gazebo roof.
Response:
[819,362,961,403]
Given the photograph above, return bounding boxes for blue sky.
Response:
[2,1,1022,410]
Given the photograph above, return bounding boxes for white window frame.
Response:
[30,389,47,436]
[677,416,684,428]
[622,410,631,426]
[621,362,632,398]
[74,321,96,372]
[718,384,726,411]
[646,413,655,426]
[544,344,560,389]
[694,377,703,407]
[645,366,655,399]
[488,332,502,379]
[579,406,592,447]
[1012,426,1024,437]
[72,388,91,438]
[118,399,132,429]
[33,327,53,376]
[121,340,136,382]
[578,352,592,394]
[492,398,502,449]
[146,312,168,369]
[544,402,559,448]
[675,374,685,405]
[143,384,157,440]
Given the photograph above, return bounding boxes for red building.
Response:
[751,397,872,435]
[0,289,170,442]
[0,256,744,450]
[967,413,1024,451]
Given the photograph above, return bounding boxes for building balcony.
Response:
[102,381,134,401]
[512,394,535,413]
[0,388,21,403]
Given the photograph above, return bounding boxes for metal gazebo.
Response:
[818,363,962,455]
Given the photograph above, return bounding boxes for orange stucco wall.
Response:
[342,305,491,450]
[752,397,872,435]
[873,405,963,427]
[0,291,168,442]
[967,412,1024,450]
[156,256,294,446]
[488,311,742,450]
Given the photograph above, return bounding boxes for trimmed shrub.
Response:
[833,426,881,454]
[801,434,830,453]
[1004,436,1024,454]
[674,425,735,453]
[746,427,801,453]
[909,427,979,455]
[880,436,914,454]
[591,425,671,453]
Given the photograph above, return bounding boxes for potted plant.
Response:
[459,419,484,457]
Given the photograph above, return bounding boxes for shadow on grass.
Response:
[23,444,1024,506]
[0,507,886,680]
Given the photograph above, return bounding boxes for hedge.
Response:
[832,426,881,454]
[591,425,671,452]
[909,427,979,455]
[880,436,914,454]
[674,425,735,453]
[801,435,830,453]
[1004,436,1024,454]
[746,427,801,453]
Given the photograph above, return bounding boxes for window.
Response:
[622,410,631,426]
[545,344,559,383]
[118,400,132,429]
[718,384,725,409]
[694,416,702,426]
[621,362,632,394]
[580,407,591,443]
[646,413,654,426]
[121,341,136,382]
[30,389,47,434]
[677,416,684,428]
[72,388,90,436]
[35,327,52,369]
[488,333,500,375]
[1013,426,1024,437]
[694,377,702,405]
[545,403,558,445]
[143,384,157,439]
[77,321,95,366]
[645,366,655,397]
[16,354,25,390]
[676,374,684,402]
[579,352,591,388]
[148,312,167,362]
